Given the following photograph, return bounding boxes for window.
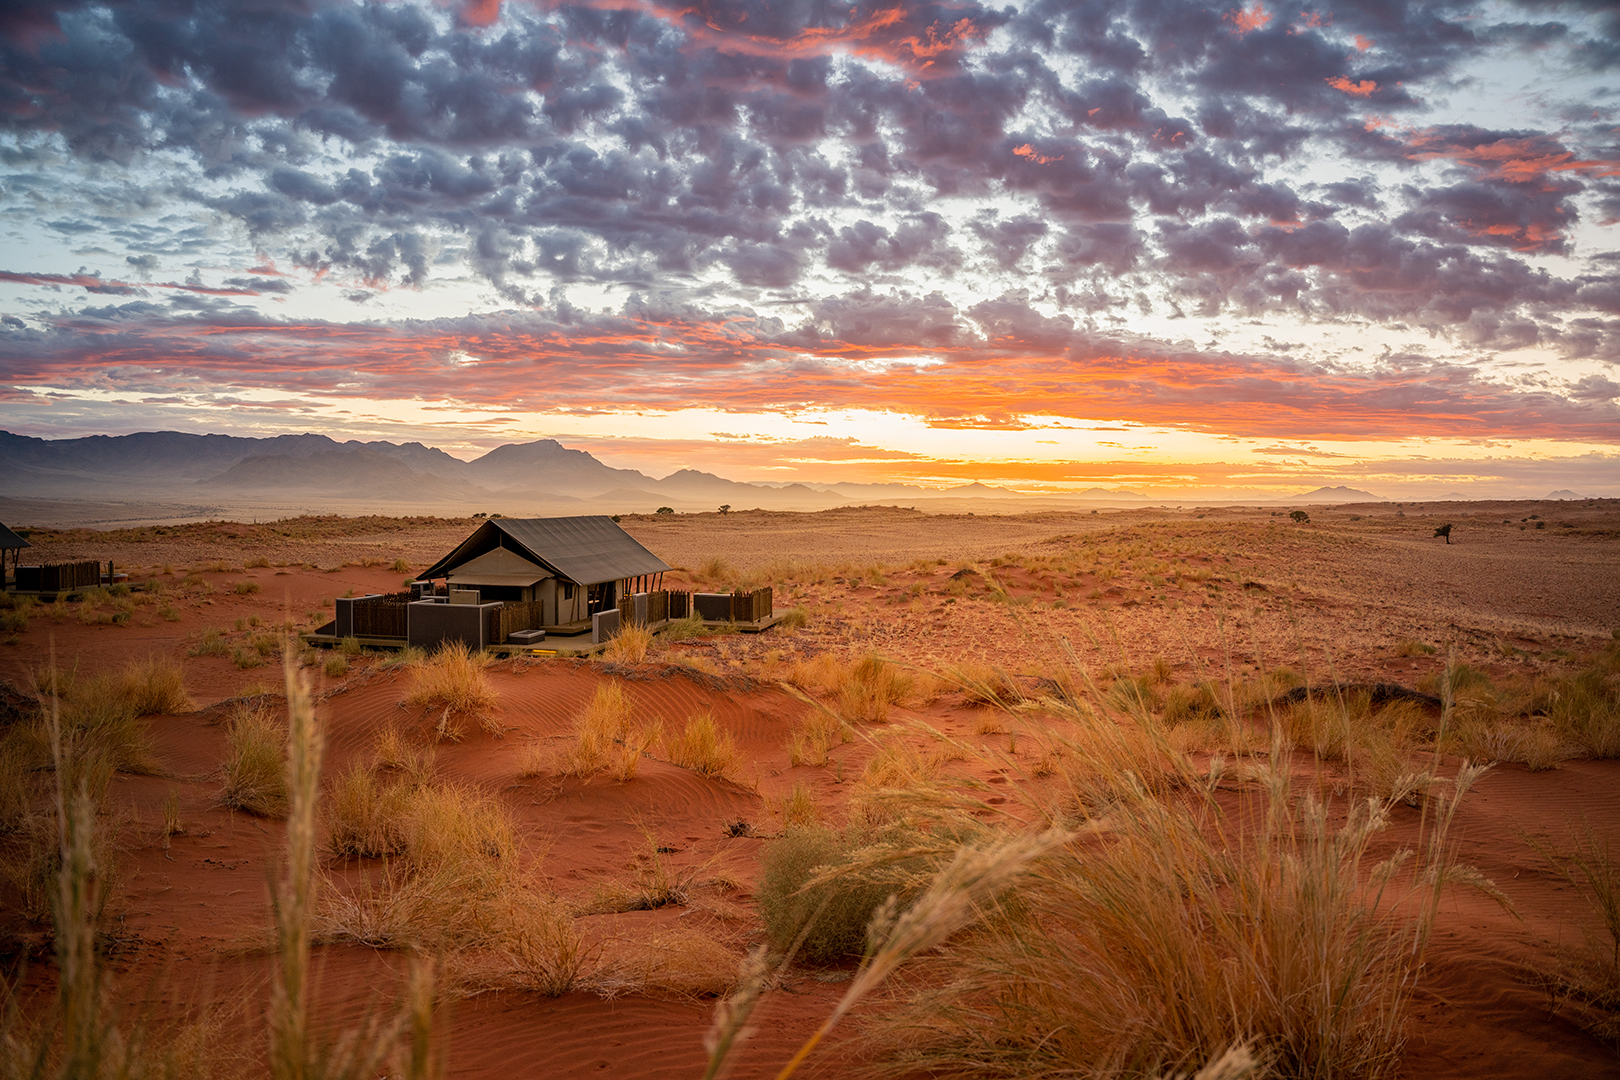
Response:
[562,582,574,600]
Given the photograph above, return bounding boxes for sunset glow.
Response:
[2,0,1617,498]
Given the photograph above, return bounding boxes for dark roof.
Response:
[420,516,670,586]
[0,523,30,550]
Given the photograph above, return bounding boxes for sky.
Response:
[1,0,1618,499]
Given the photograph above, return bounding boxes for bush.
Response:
[220,701,288,817]
[234,581,262,595]
[757,823,924,963]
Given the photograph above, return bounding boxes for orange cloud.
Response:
[455,0,503,26]
[1326,75,1377,97]
[1354,34,1373,51]
[542,1,988,74]
[1013,143,1063,165]
[1225,2,1271,36]
[1402,131,1620,183]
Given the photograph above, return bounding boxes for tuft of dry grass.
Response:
[944,661,1022,707]
[404,641,499,739]
[784,698,850,768]
[220,700,288,817]
[662,712,740,780]
[779,782,821,827]
[838,655,912,724]
[552,682,656,781]
[325,765,413,860]
[593,928,743,1000]
[1532,820,1620,1042]
[602,623,654,663]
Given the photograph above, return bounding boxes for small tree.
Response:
[1289,510,1310,524]
[719,504,731,515]
[656,506,674,515]
[1434,523,1453,544]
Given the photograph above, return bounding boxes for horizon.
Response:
[2,0,1617,500]
[4,426,1606,504]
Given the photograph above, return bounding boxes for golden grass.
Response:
[552,682,656,781]
[602,623,654,663]
[738,642,1504,1080]
[944,660,1022,707]
[662,712,740,780]
[404,641,499,739]
[837,654,912,724]
[779,782,821,827]
[219,700,288,817]
[319,776,533,953]
[325,765,413,859]
[594,928,743,999]
[785,704,848,767]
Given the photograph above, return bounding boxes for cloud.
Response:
[0,0,1616,457]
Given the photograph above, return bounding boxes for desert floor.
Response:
[3,499,1619,1078]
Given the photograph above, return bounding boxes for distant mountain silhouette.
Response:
[1547,489,1585,500]
[198,448,480,501]
[466,439,655,495]
[1287,485,1385,503]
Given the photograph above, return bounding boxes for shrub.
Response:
[777,605,809,631]
[699,555,733,583]
[323,652,350,678]
[757,823,925,963]
[234,581,262,595]
[391,557,412,574]
[663,712,740,779]
[405,641,499,739]
[220,701,288,817]
[1394,638,1436,657]
[786,705,847,768]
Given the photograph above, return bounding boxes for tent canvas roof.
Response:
[0,523,30,550]
[446,546,554,587]
[421,516,670,586]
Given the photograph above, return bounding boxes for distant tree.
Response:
[656,506,674,515]
[719,504,731,515]
[611,515,622,523]
[1434,523,1453,544]
[1289,510,1310,523]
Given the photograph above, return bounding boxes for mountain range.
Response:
[0,429,1159,514]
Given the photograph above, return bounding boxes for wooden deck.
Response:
[298,612,784,658]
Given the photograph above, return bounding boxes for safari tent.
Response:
[417,516,670,626]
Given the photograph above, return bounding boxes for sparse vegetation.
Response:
[662,712,740,780]
[553,682,655,781]
[602,622,654,663]
[404,641,499,739]
[220,699,289,817]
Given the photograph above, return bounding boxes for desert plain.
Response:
[2,498,1619,1079]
